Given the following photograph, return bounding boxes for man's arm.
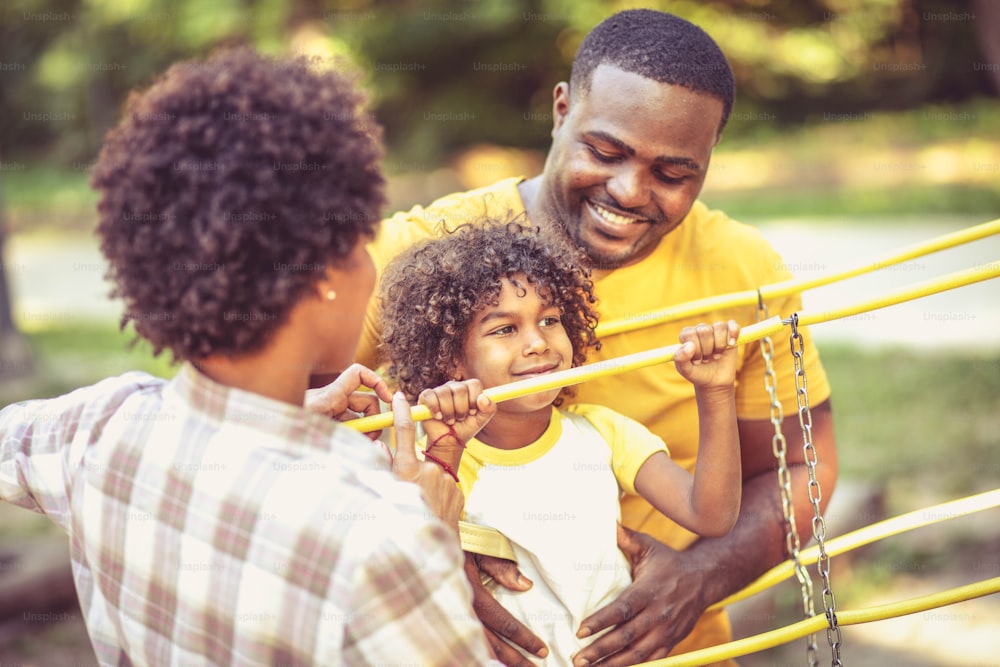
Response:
[569,399,837,666]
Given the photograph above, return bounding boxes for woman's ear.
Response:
[316,265,342,302]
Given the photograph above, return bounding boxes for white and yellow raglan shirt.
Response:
[457,403,668,667]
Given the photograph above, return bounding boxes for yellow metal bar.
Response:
[713,488,1000,609]
[342,316,786,432]
[596,217,1000,337]
[641,576,1000,667]
[346,258,1000,433]
[792,259,1000,327]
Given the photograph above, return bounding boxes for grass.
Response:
[705,183,1000,221]
[818,343,1000,511]
[0,323,177,407]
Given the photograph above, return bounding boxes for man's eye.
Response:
[655,172,688,185]
[587,145,620,163]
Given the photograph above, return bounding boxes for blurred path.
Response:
[5,215,999,349]
[754,214,1000,351]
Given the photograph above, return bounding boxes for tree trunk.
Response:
[0,171,35,381]
[971,0,1000,94]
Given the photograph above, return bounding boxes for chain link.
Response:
[757,297,818,666]
[789,313,843,665]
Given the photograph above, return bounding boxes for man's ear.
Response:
[551,81,571,137]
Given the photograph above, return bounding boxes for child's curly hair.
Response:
[379,221,600,402]
[91,47,384,361]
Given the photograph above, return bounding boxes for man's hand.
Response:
[570,525,708,667]
[462,552,549,665]
[304,363,392,440]
[389,392,465,526]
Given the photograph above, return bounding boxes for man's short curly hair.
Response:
[379,221,600,403]
[91,47,385,360]
[571,9,735,133]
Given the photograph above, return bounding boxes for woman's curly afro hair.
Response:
[379,221,600,402]
[91,47,385,361]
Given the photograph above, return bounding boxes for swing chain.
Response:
[757,297,818,666]
[789,313,843,665]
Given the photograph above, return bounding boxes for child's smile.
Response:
[455,274,573,415]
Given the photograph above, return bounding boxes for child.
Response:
[379,221,741,666]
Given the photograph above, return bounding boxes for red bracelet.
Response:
[421,449,460,484]
[427,424,463,452]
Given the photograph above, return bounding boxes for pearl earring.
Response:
[326,289,337,301]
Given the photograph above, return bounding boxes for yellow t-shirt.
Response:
[362,177,832,661]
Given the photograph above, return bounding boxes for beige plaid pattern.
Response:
[1,363,495,666]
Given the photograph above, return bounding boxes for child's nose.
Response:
[523,327,549,354]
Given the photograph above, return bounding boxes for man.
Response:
[356,10,837,667]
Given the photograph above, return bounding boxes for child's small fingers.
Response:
[446,380,471,420]
[435,385,458,424]
[417,389,444,421]
[727,319,740,347]
[713,322,730,356]
[694,323,715,360]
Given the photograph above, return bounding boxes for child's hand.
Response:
[419,379,496,464]
[674,320,741,390]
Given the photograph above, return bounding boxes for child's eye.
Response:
[488,325,515,336]
[540,316,561,327]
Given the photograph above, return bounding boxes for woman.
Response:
[0,48,495,666]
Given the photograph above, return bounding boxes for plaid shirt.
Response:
[1,363,496,666]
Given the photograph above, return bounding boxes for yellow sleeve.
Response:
[565,404,668,497]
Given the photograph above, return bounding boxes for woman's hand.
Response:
[304,363,392,440]
[389,392,466,527]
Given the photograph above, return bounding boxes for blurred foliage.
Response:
[0,0,996,169]
[0,322,176,407]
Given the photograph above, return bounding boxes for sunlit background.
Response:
[1,0,998,664]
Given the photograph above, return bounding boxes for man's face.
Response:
[539,64,724,269]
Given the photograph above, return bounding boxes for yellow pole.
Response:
[640,576,1000,667]
[713,488,1000,609]
[344,259,1000,433]
[596,218,1000,337]
[342,316,786,432]
[791,259,1000,327]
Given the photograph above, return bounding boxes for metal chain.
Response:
[757,297,818,667]
[788,313,843,665]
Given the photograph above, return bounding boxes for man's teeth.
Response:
[592,202,636,225]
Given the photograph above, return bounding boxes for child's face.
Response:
[455,275,573,414]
